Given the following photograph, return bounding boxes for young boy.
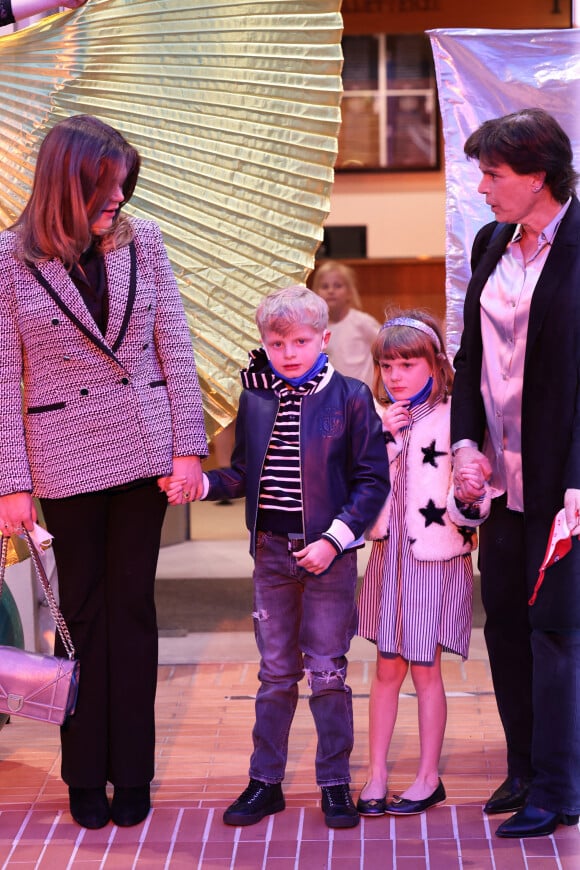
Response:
[200,286,390,828]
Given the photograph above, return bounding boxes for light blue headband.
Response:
[381,317,441,353]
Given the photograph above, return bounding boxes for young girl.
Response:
[356,310,489,817]
[311,260,380,389]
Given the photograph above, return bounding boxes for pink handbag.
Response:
[0,531,79,725]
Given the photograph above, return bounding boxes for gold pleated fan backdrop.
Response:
[0,0,343,438]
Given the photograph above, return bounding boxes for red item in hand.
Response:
[529,509,573,606]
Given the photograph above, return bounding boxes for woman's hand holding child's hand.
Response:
[453,447,492,504]
[158,476,187,505]
[158,456,203,505]
[459,461,486,496]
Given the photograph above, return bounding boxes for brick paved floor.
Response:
[1,653,579,869]
[3,503,579,868]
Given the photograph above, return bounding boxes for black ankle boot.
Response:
[111,785,151,827]
[69,787,110,829]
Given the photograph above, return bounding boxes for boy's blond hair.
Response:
[256,285,329,337]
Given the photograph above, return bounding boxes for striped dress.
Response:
[357,399,473,663]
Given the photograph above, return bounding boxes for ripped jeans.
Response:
[249,530,358,786]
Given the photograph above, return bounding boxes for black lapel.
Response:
[525,203,580,364]
[111,241,137,353]
[462,223,514,327]
[474,223,514,289]
[28,262,125,369]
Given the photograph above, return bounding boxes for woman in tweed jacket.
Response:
[0,115,208,829]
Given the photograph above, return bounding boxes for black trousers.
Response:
[479,496,580,814]
[41,478,167,789]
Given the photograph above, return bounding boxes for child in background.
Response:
[312,260,380,389]
[183,286,390,829]
[356,310,489,817]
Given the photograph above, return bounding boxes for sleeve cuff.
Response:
[200,473,210,500]
[451,438,478,456]
[446,483,491,527]
[322,518,356,554]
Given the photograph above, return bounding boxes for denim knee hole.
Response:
[252,609,270,621]
[305,666,347,689]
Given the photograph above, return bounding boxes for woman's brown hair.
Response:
[13,114,140,268]
[371,308,454,405]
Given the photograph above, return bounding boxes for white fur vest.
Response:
[367,399,489,561]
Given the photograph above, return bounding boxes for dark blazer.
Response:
[451,196,580,629]
[0,218,207,499]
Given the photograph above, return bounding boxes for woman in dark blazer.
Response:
[0,115,207,829]
[451,108,580,838]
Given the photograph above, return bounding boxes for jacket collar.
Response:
[470,197,580,367]
[240,346,334,394]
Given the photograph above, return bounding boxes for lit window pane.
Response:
[336,95,380,169]
[387,94,437,168]
[386,35,435,89]
[342,35,379,91]
[336,33,439,172]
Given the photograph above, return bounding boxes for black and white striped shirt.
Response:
[257,370,326,531]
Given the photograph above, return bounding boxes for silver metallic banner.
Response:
[429,28,580,356]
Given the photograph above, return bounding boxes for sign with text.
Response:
[342,0,571,34]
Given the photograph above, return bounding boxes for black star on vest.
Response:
[421,439,447,467]
[455,498,481,521]
[419,499,446,527]
[457,526,475,545]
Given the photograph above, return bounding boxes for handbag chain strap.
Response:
[0,531,76,660]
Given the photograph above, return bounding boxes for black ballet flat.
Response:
[385,779,446,815]
[356,793,387,816]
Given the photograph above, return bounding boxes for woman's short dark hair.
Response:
[464,108,578,204]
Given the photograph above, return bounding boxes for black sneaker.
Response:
[321,784,360,829]
[223,779,285,826]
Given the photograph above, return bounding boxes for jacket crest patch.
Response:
[319,408,344,437]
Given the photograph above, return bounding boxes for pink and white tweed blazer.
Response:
[0,217,208,499]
